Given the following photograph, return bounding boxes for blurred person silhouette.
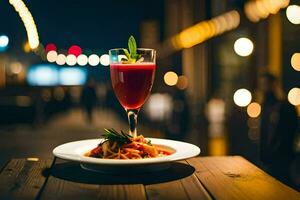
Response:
[166,90,190,140]
[259,72,298,185]
[80,78,97,123]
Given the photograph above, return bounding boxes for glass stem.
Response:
[126,109,138,137]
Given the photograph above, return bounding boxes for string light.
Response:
[88,54,100,66]
[170,10,240,49]
[9,0,40,49]
[100,54,110,66]
[56,54,66,66]
[245,0,290,22]
[66,54,77,66]
[47,51,58,63]
[77,54,88,66]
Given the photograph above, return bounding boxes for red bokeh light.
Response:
[68,45,82,57]
[45,43,57,53]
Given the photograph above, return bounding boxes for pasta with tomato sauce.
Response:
[85,130,173,159]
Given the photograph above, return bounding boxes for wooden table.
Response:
[0,156,299,200]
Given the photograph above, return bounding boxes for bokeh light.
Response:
[233,88,252,107]
[286,5,300,25]
[10,62,23,74]
[23,41,31,53]
[234,37,254,57]
[9,0,40,49]
[245,0,290,22]
[56,54,66,66]
[164,71,178,86]
[291,53,300,71]
[247,102,261,118]
[88,54,100,66]
[176,75,188,90]
[145,93,173,121]
[66,54,77,66]
[100,54,110,66]
[45,43,57,53]
[47,50,58,63]
[59,67,87,86]
[288,88,300,106]
[27,64,59,86]
[171,10,240,49]
[0,35,9,51]
[68,45,82,57]
[77,54,88,66]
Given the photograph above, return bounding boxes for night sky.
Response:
[0,0,164,53]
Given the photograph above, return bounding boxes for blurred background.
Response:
[1,0,300,190]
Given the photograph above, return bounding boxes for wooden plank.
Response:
[40,159,147,200]
[145,161,212,200]
[0,158,53,200]
[187,156,300,200]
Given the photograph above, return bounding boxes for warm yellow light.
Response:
[224,10,240,30]
[291,53,300,71]
[255,0,269,19]
[56,54,66,66]
[244,0,290,22]
[233,88,252,107]
[264,0,280,14]
[47,50,57,63]
[208,137,227,156]
[234,37,254,57]
[23,41,31,53]
[280,0,290,8]
[247,102,261,118]
[77,54,88,66]
[171,10,240,50]
[10,62,23,74]
[26,157,39,161]
[164,71,178,86]
[286,5,300,25]
[9,0,40,49]
[288,88,300,106]
[176,75,188,90]
[66,54,77,66]
[100,54,110,66]
[216,16,228,34]
[88,54,100,66]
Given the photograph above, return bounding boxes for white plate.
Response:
[53,138,200,173]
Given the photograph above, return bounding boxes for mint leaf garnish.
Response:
[122,35,143,63]
[123,49,131,59]
[128,36,137,57]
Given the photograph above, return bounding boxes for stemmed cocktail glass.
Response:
[109,48,156,137]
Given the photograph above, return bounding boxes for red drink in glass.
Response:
[110,63,156,110]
